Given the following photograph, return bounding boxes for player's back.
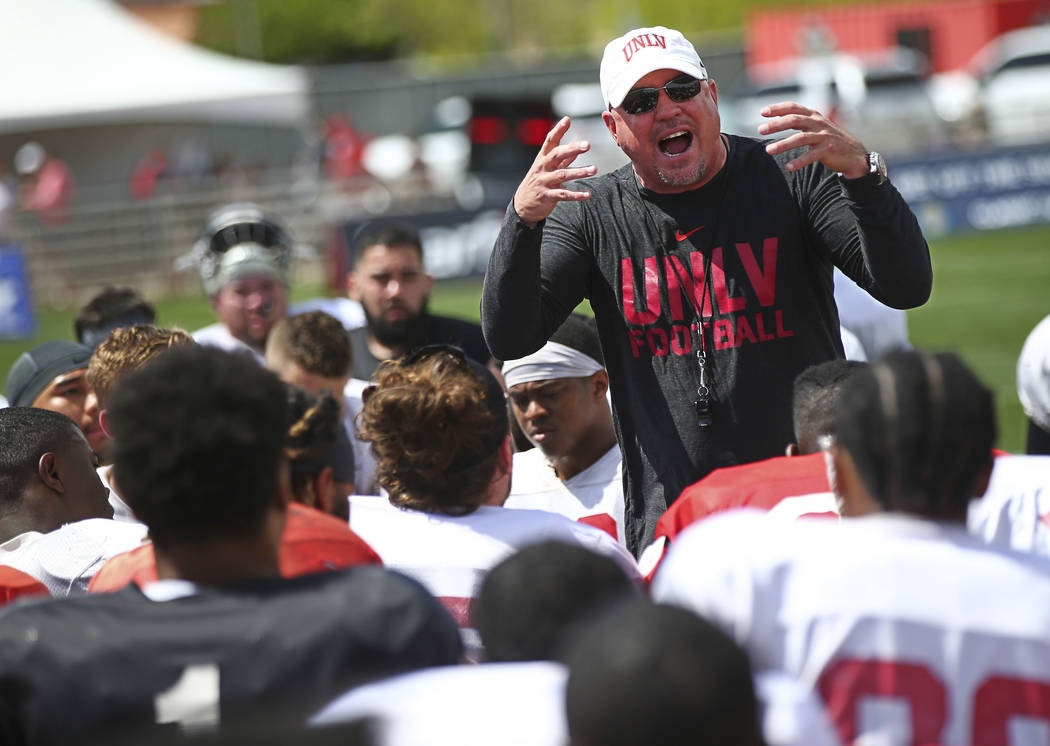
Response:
[968,454,1050,556]
[653,509,1050,745]
[639,453,836,580]
[347,495,639,658]
[88,503,382,592]
[0,566,462,744]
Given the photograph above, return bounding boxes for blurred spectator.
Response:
[347,224,489,380]
[129,149,167,201]
[5,340,109,461]
[324,114,369,183]
[0,162,15,237]
[266,310,375,498]
[74,286,157,350]
[14,141,74,225]
[191,203,292,363]
[1018,314,1050,454]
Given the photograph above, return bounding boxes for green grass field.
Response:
[2,223,1047,452]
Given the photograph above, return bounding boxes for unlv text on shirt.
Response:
[620,237,795,358]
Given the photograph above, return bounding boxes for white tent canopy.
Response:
[0,0,311,135]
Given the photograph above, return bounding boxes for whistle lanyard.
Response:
[632,135,730,430]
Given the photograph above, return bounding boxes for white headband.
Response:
[502,341,603,390]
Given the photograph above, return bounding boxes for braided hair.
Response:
[284,384,341,507]
[834,350,996,520]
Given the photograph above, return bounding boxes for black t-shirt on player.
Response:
[0,567,462,744]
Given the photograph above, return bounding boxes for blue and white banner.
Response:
[0,246,36,339]
[892,143,1050,237]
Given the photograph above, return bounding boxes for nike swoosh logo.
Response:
[675,226,704,241]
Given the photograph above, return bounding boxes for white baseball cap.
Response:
[600,26,708,110]
[1018,314,1050,432]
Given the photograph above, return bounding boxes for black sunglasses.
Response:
[619,74,704,115]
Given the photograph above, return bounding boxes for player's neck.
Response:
[551,425,617,482]
[154,537,281,587]
[0,512,52,545]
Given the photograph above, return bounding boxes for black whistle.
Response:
[694,399,713,428]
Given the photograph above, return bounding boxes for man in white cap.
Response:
[481,25,932,555]
[502,314,626,546]
[191,203,293,364]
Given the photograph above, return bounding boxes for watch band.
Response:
[867,151,888,186]
[838,151,888,186]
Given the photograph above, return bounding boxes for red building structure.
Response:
[747,0,1049,72]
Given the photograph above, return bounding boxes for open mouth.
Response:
[659,131,693,156]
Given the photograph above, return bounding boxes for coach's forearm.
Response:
[481,211,556,361]
[839,177,933,310]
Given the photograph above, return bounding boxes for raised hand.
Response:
[758,102,869,179]
[513,116,598,225]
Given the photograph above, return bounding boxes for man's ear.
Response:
[38,452,63,493]
[345,270,361,301]
[98,409,112,439]
[601,110,619,146]
[591,370,609,400]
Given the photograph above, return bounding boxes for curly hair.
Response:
[87,325,194,409]
[267,311,352,379]
[284,384,342,507]
[356,350,508,515]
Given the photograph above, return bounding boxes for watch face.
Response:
[870,152,888,184]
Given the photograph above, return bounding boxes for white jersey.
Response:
[344,378,379,495]
[653,509,1050,745]
[347,495,639,659]
[968,455,1050,556]
[312,661,568,746]
[506,444,626,546]
[833,268,911,359]
[289,297,366,331]
[96,463,139,523]
[0,518,148,596]
[756,670,842,746]
[839,325,868,362]
[1018,314,1050,432]
[191,323,265,365]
